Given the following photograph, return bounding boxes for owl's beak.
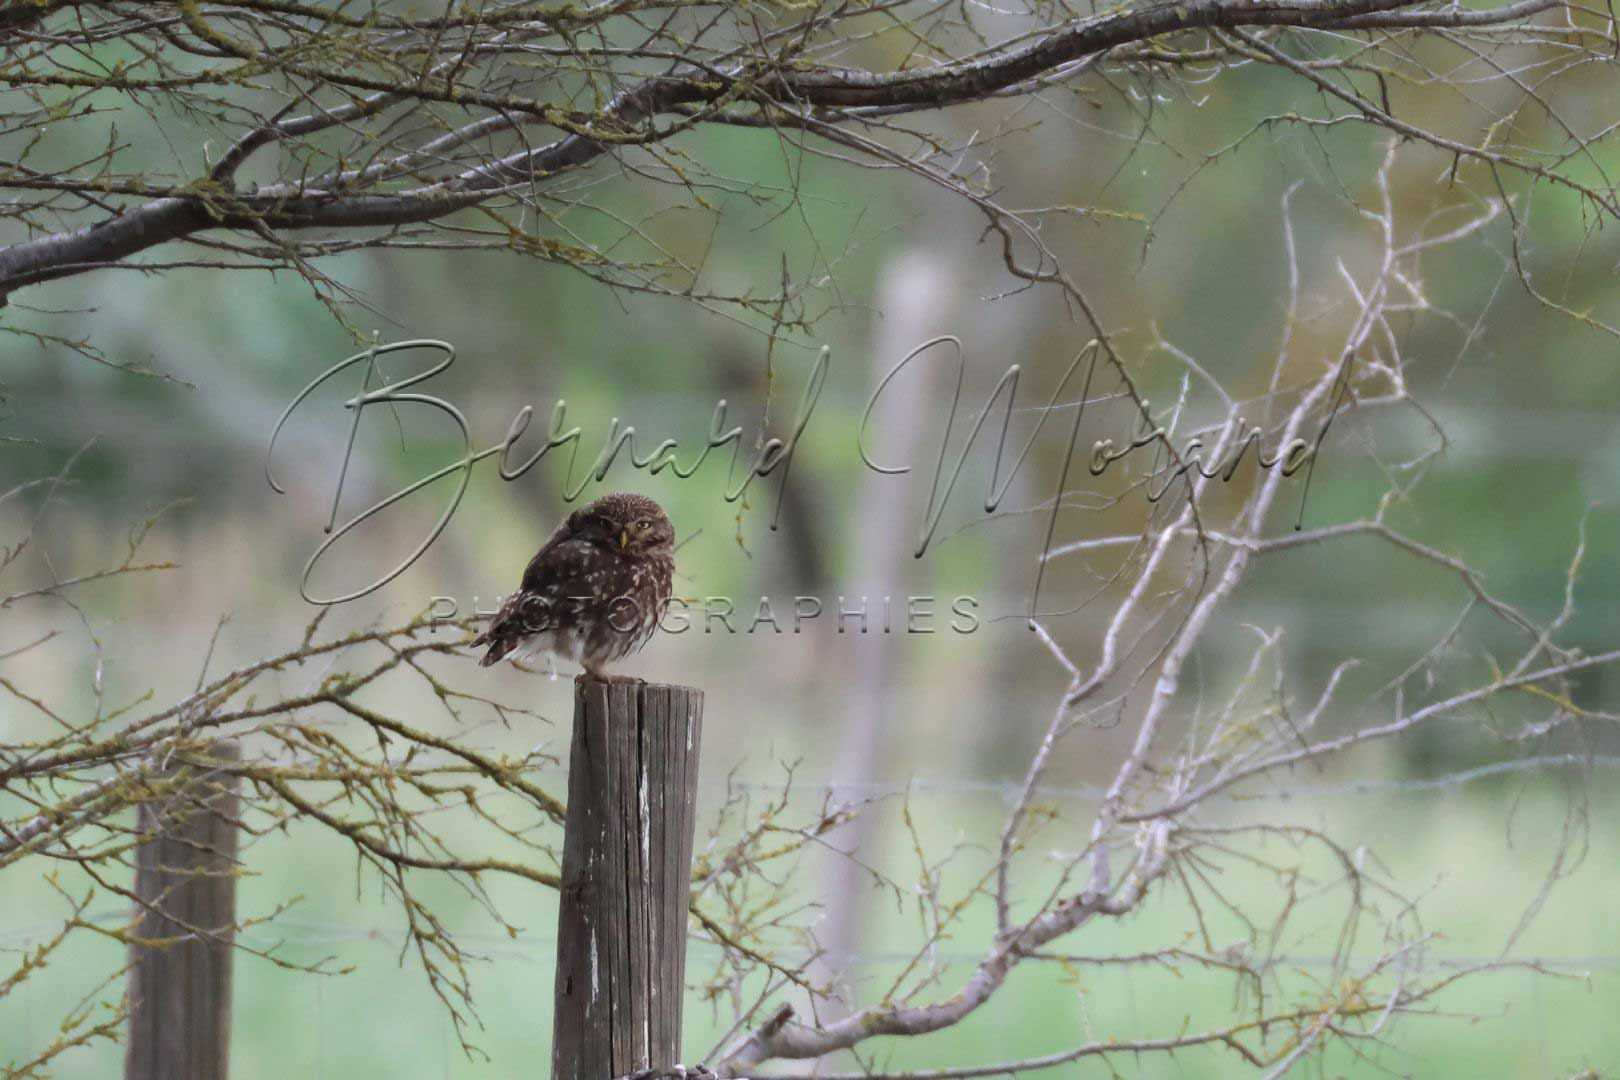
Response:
[619,528,629,551]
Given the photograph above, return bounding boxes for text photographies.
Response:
[268,337,1342,615]
[426,594,984,635]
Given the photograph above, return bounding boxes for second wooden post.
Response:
[125,742,241,1080]
[553,680,704,1079]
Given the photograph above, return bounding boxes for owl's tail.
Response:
[470,625,516,667]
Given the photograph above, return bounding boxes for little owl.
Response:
[471,492,675,679]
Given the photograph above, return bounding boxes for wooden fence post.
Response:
[553,680,704,1080]
[125,742,241,1080]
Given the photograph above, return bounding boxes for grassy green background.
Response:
[5,20,1620,1078]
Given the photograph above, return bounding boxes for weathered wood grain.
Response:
[125,742,241,1080]
[553,680,704,1080]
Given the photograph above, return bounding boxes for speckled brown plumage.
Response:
[471,492,675,677]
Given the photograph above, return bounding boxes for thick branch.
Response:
[0,0,1566,302]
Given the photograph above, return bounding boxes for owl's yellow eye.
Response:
[636,519,652,531]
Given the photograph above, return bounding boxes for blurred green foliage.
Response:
[4,33,1619,1078]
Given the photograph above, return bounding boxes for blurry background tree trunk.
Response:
[812,252,954,1004]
